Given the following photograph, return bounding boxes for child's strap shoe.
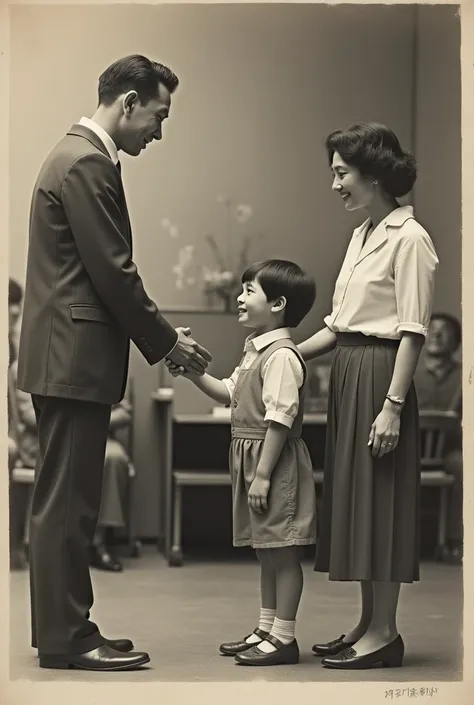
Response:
[219,628,269,656]
[234,635,299,666]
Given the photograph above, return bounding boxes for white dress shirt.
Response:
[222,328,304,429]
[79,116,119,165]
[324,206,439,339]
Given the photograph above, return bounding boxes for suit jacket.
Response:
[17,124,178,405]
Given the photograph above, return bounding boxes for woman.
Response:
[297,122,438,669]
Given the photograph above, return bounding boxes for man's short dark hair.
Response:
[98,54,179,106]
[241,259,316,328]
[430,312,462,349]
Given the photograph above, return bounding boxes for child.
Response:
[167,259,317,666]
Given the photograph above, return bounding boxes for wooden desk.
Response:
[151,391,326,565]
[152,391,455,566]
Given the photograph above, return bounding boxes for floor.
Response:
[9,547,463,683]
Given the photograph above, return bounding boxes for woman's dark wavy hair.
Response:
[241,259,316,328]
[326,122,417,198]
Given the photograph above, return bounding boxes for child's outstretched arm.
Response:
[166,355,239,406]
[190,373,231,406]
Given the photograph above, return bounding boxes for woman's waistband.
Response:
[335,333,400,347]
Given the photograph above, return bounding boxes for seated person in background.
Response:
[414,312,462,563]
[90,388,133,573]
[8,277,28,570]
[8,369,24,569]
[9,278,22,366]
[12,361,133,573]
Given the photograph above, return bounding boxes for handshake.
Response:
[165,326,211,377]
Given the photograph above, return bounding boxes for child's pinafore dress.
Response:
[229,338,317,549]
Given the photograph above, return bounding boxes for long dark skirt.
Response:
[314,333,420,583]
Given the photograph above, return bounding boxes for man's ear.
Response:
[122,90,138,116]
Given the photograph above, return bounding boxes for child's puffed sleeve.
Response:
[222,365,241,401]
[261,348,304,428]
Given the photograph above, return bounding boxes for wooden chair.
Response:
[418,409,461,558]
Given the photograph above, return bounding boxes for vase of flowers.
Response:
[162,195,265,312]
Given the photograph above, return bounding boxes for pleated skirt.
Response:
[314,333,420,583]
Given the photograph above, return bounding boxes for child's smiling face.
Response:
[236,277,285,333]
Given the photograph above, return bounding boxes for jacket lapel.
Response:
[68,124,133,253]
[120,194,133,256]
[67,124,111,159]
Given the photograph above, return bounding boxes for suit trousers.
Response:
[30,395,112,655]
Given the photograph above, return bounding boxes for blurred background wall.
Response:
[8,3,460,537]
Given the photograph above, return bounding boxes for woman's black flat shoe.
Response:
[321,635,404,670]
[219,628,269,656]
[312,634,356,656]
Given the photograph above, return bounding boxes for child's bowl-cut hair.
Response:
[241,259,316,328]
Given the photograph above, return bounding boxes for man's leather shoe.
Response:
[321,635,404,670]
[219,628,269,656]
[234,635,299,666]
[39,644,150,671]
[312,634,356,656]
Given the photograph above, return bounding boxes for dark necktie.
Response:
[115,160,131,251]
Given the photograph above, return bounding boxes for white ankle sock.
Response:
[259,608,277,633]
[245,608,276,643]
[259,617,296,653]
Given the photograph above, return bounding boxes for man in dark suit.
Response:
[17,54,211,671]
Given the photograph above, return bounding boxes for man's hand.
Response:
[167,327,212,375]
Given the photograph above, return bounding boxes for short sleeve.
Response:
[261,348,304,428]
[222,365,241,401]
[323,314,336,331]
[394,227,439,337]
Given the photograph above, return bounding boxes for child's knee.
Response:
[256,547,273,565]
[269,546,302,570]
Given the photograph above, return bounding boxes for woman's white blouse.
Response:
[324,206,439,339]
